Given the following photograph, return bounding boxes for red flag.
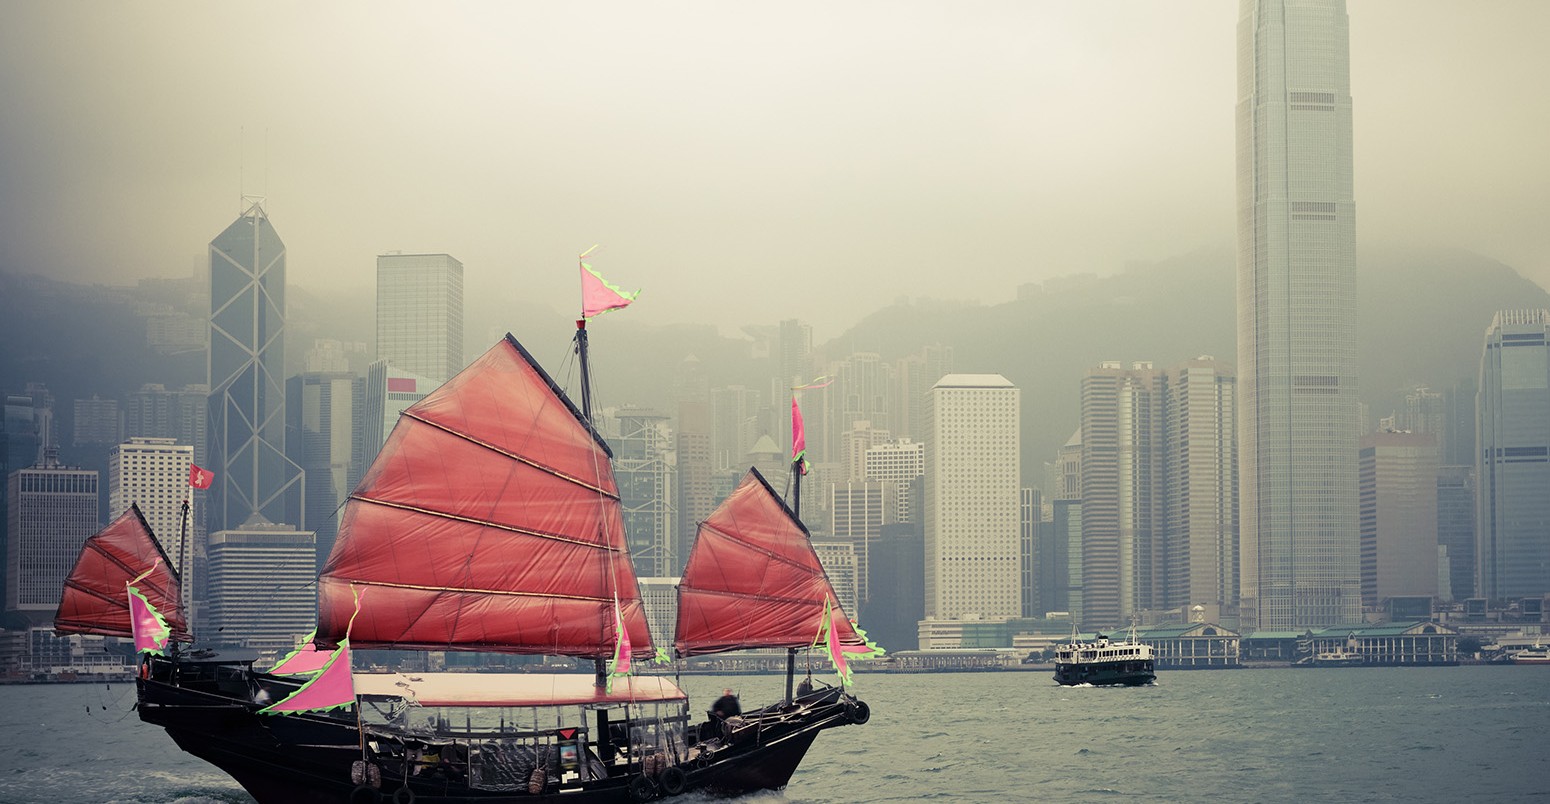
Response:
[188,464,214,489]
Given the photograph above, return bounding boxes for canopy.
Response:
[675,468,866,657]
[55,504,191,642]
[317,335,654,659]
[353,672,686,708]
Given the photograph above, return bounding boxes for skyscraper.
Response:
[205,520,316,652]
[1079,361,1161,628]
[207,201,304,533]
[1159,357,1238,620]
[1236,0,1360,630]
[375,253,465,384]
[1358,431,1439,607]
[607,408,677,578]
[285,372,360,571]
[923,374,1020,621]
[1475,309,1550,601]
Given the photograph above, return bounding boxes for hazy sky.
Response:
[1,1,1545,338]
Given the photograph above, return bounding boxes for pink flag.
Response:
[823,600,852,687]
[127,563,172,656]
[790,398,810,475]
[606,601,632,693]
[261,587,363,715]
[269,632,331,675]
[580,255,639,319]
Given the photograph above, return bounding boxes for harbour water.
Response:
[1,666,1545,803]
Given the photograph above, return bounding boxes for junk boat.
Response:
[58,268,872,804]
[1053,624,1156,686]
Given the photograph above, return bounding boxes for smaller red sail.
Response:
[55,504,190,642]
[676,468,867,657]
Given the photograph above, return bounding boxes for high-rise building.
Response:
[923,374,1020,621]
[1021,487,1041,619]
[709,385,764,472]
[207,201,304,533]
[1475,309,1550,601]
[1,391,49,611]
[286,372,361,571]
[894,345,954,443]
[1159,357,1238,618]
[830,480,896,605]
[1359,432,1440,608]
[606,408,677,578]
[376,253,465,384]
[859,522,924,652]
[864,438,925,523]
[1436,465,1475,601]
[823,353,894,464]
[125,384,209,466]
[358,360,435,477]
[1236,0,1360,630]
[840,420,891,482]
[1043,499,1083,622]
[1080,361,1161,628]
[107,437,198,615]
[637,577,682,651]
[72,397,121,447]
[205,520,316,653]
[5,461,98,627]
[812,539,859,617]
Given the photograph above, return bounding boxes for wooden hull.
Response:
[137,662,863,803]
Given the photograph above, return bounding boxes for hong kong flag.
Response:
[188,464,214,489]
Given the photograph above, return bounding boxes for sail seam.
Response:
[351,496,623,552]
[697,522,822,576]
[340,577,617,603]
[401,411,620,500]
[679,585,824,609]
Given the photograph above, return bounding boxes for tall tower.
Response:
[1236,0,1360,630]
[108,437,199,616]
[1159,357,1239,621]
[1080,361,1161,628]
[207,201,304,533]
[375,253,465,384]
[923,374,1020,621]
[1475,310,1550,601]
[1358,431,1439,607]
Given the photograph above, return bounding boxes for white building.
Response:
[923,374,1021,622]
[376,253,464,384]
[1236,0,1360,630]
[206,519,316,654]
[812,540,858,617]
[108,437,199,616]
[637,576,681,651]
[864,438,924,524]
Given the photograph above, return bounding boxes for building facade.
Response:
[1475,309,1550,601]
[376,253,465,384]
[607,409,677,578]
[107,437,198,615]
[5,463,98,626]
[923,374,1020,622]
[1358,432,1440,607]
[1236,0,1361,630]
[286,372,361,571]
[207,201,304,533]
[205,520,316,653]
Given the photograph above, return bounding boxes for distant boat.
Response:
[1310,650,1364,667]
[1507,643,1550,665]
[1053,624,1155,686]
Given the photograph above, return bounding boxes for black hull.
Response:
[1053,659,1155,687]
[137,665,862,803]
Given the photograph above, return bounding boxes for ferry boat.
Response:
[1053,626,1155,686]
[1508,644,1550,665]
[1310,650,1364,667]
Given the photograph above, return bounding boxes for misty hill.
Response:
[2,245,1543,489]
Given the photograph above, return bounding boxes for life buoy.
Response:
[629,773,657,802]
[348,785,381,804]
[847,700,871,725]
[392,784,416,804]
[658,765,687,796]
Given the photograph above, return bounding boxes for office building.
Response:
[1475,309,1550,600]
[607,408,677,578]
[1080,361,1161,628]
[1436,465,1474,601]
[864,438,925,524]
[376,253,464,384]
[207,201,304,533]
[1236,0,1360,630]
[72,397,121,447]
[205,520,316,653]
[5,460,98,627]
[1359,432,1440,607]
[923,374,1020,621]
[812,539,859,617]
[830,480,896,605]
[1159,357,1239,616]
[125,384,209,466]
[359,360,435,475]
[286,372,361,571]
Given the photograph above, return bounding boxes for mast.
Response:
[574,318,608,688]
[786,452,803,704]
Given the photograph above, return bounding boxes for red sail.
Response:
[675,468,865,657]
[55,504,191,642]
[317,335,653,659]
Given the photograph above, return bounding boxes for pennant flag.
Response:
[791,376,833,391]
[790,398,809,475]
[127,561,172,655]
[606,601,633,693]
[579,247,639,319]
[268,631,331,676]
[188,464,214,489]
[261,587,363,715]
[820,599,853,687]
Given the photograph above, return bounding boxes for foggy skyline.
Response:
[1,1,1546,338]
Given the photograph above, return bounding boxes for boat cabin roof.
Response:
[351,672,688,708]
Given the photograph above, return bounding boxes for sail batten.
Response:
[55,504,191,643]
[318,335,653,659]
[675,468,867,657]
